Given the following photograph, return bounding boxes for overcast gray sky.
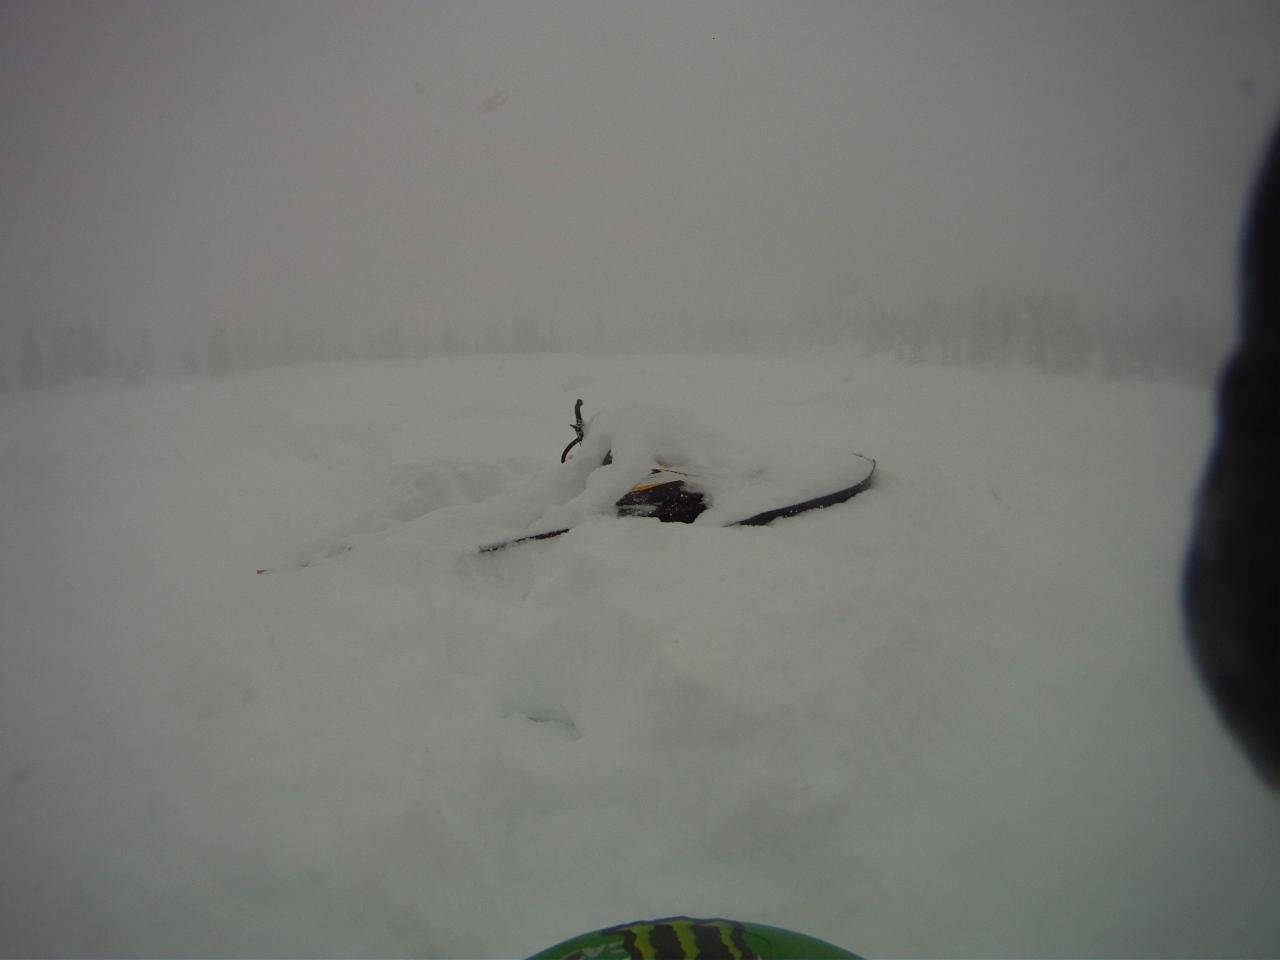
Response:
[3,0,1279,350]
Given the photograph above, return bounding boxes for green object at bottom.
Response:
[527,916,862,960]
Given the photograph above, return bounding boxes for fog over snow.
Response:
[2,1,1280,367]
[2,2,1280,958]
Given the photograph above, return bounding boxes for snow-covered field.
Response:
[2,352,1277,958]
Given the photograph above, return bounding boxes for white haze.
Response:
[3,4,1280,956]
[2,1,1280,371]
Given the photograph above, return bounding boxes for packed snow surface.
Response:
[2,353,1277,957]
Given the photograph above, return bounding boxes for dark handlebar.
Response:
[560,398,585,462]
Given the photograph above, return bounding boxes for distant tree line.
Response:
[180,312,562,378]
[7,317,150,393]
[2,289,1225,395]
[851,287,1225,384]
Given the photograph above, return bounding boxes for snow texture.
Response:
[1,352,1277,958]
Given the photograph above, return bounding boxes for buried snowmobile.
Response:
[479,399,875,553]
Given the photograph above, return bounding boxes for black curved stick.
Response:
[560,398,585,463]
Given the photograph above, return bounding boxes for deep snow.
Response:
[1,352,1277,957]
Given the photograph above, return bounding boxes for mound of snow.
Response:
[480,400,873,537]
[282,459,533,569]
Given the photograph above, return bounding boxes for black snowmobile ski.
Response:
[727,463,877,527]
[478,400,875,554]
[477,462,874,553]
[479,527,574,553]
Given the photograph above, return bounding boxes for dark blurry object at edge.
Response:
[1184,114,1280,787]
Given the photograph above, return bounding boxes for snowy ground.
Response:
[2,352,1277,958]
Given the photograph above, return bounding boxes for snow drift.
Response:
[1,352,1277,958]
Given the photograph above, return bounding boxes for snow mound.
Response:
[524,401,742,534]
[282,458,534,569]
[474,400,873,536]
